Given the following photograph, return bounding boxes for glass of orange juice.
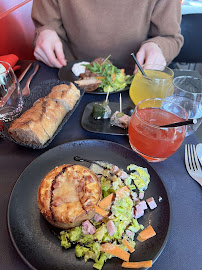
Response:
[129,64,174,106]
[128,98,188,162]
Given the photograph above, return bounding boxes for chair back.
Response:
[173,13,202,63]
[0,0,35,60]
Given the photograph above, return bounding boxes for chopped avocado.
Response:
[93,253,112,270]
[75,244,89,257]
[60,231,71,249]
[69,227,82,242]
[127,164,150,191]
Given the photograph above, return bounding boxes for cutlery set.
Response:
[18,63,40,96]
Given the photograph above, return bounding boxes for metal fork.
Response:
[22,64,39,96]
[185,144,202,186]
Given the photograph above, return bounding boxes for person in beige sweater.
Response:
[31,0,183,71]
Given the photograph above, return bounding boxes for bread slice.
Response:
[37,164,102,229]
[8,98,50,145]
[8,97,66,146]
[48,83,81,111]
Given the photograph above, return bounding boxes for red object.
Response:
[0,120,4,131]
[128,108,186,161]
[0,0,35,60]
[0,54,19,70]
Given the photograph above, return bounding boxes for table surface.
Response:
[1,62,202,270]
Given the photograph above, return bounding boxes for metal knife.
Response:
[18,63,33,83]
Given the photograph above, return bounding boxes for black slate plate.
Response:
[0,79,84,149]
[7,139,170,270]
[81,102,134,135]
[58,60,134,94]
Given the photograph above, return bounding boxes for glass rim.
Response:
[0,61,12,74]
[134,97,188,129]
[173,76,202,95]
[137,64,174,80]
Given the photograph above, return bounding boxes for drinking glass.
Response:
[0,61,23,121]
[166,76,202,136]
[128,98,188,162]
[129,64,174,106]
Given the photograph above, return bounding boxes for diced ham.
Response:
[137,200,147,210]
[132,192,139,203]
[125,229,134,239]
[107,220,116,236]
[110,111,131,129]
[139,192,144,200]
[134,205,144,219]
[53,181,60,189]
[51,197,63,207]
[94,213,104,222]
[146,197,157,210]
[82,220,96,235]
[112,165,119,173]
[117,170,128,180]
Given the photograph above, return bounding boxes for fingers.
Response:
[45,46,65,68]
[144,52,166,67]
[34,49,54,67]
[34,29,67,69]
[54,41,67,66]
[134,42,166,73]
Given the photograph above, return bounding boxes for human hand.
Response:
[34,29,67,68]
[134,42,166,73]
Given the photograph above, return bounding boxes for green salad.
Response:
[59,162,151,270]
[83,56,134,93]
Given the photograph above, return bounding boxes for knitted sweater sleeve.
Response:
[142,0,184,64]
[31,0,67,46]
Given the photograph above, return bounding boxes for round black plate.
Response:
[58,60,134,95]
[7,140,170,270]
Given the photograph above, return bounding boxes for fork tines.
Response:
[185,144,202,186]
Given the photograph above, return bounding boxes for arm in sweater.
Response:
[143,0,184,64]
[31,0,67,46]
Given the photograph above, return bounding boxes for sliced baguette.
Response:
[8,83,81,146]
[48,83,80,111]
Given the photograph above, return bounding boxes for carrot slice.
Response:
[99,186,129,210]
[115,186,130,199]
[101,243,130,262]
[112,73,116,82]
[122,260,152,268]
[137,225,156,242]
[98,193,114,209]
[94,205,109,217]
[122,238,135,253]
[121,69,125,75]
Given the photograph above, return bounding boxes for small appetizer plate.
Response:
[81,102,134,135]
